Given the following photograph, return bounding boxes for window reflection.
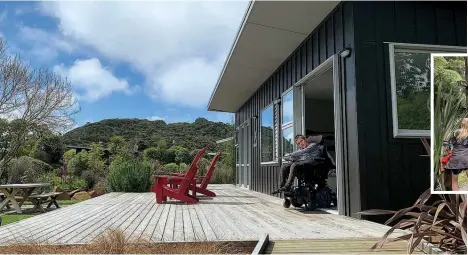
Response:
[282,90,293,125]
[282,126,294,156]
[261,105,274,162]
[394,52,430,130]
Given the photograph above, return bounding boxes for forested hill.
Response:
[62,118,234,151]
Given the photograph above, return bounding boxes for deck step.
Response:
[264,238,426,254]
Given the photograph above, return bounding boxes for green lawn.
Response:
[0,200,82,226]
[0,214,34,225]
[22,199,82,206]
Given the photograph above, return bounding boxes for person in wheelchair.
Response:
[271,134,324,195]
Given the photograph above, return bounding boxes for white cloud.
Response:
[147,115,167,121]
[54,58,135,102]
[39,1,248,107]
[154,56,225,107]
[17,25,75,62]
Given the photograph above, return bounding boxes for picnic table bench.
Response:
[0,183,50,214]
[0,192,10,210]
[29,192,62,213]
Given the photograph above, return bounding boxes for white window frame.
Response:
[388,42,467,138]
[281,87,294,159]
[260,103,279,165]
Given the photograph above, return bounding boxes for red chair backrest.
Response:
[179,146,207,191]
[200,152,222,188]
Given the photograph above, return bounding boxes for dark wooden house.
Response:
[208,1,467,219]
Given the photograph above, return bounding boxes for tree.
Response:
[34,135,65,164]
[143,147,164,162]
[175,148,191,165]
[157,139,168,150]
[0,38,79,178]
[109,136,125,156]
[63,149,76,163]
[68,150,89,177]
[87,142,106,174]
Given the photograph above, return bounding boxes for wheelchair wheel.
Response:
[305,191,317,211]
[291,198,303,208]
[305,200,317,211]
[316,186,333,208]
[283,198,291,208]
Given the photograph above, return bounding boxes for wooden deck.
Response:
[0,185,406,245]
[264,238,425,254]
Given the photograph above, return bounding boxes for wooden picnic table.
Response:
[0,183,50,214]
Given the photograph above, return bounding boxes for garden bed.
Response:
[0,229,257,254]
[0,241,256,254]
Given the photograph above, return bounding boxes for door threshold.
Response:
[318,208,338,215]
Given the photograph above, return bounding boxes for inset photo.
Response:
[432,53,468,193]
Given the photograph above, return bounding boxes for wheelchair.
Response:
[282,145,338,211]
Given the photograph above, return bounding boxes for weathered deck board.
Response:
[187,204,208,241]
[151,203,170,241]
[64,193,149,243]
[123,198,156,240]
[0,193,126,243]
[79,193,152,243]
[130,202,160,240]
[264,238,425,254]
[0,185,407,246]
[182,204,195,241]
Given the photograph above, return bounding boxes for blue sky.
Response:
[0,1,248,127]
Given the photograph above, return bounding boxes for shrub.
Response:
[143,147,164,162]
[87,143,106,175]
[37,172,87,192]
[63,149,76,163]
[94,178,109,194]
[161,150,176,164]
[68,151,89,177]
[6,156,53,183]
[109,135,125,156]
[359,189,466,254]
[175,148,191,165]
[164,163,179,173]
[81,170,97,190]
[108,159,153,192]
[211,164,234,184]
[69,177,88,191]
[178,163,188,172]
[37,172,62,193]
[198,158,210,176]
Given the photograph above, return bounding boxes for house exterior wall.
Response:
[351,1,466,218]
[234,1,466,220]
[235,1,359,215]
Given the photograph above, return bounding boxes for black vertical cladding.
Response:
[352,1,466,220]
[301,42,307,78]
[306,37,313,73]
[234,1,466,218]
[236,2,352,198]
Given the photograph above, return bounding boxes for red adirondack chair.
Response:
[172,152,222,197]
[152,147,207,204]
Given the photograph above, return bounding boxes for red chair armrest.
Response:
[153,175,170,180]
[167,176,190,181]
[168,176,198,184]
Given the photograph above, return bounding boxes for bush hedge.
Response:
[6,156,53,183]
[108,158,153,192]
